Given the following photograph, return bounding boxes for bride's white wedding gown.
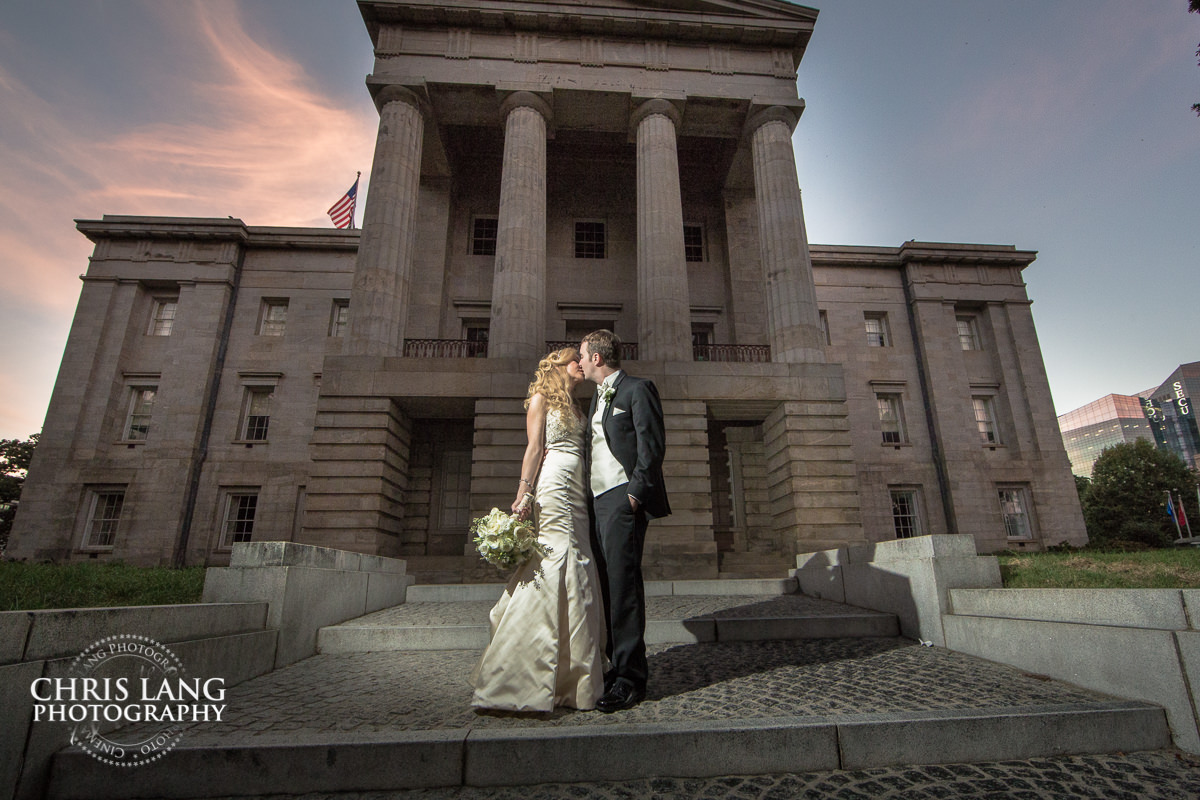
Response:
[469,407,607,712]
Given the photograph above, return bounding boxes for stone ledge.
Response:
[230,541,407,574]
[949,588,1193,630]
[944,613,1200,753]
[44,703,1167,798]
[203,543,414,668]
[2,602,269,665]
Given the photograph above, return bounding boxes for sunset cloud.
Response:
[0,0,377,437]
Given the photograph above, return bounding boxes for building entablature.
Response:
[359,0,817,63]
[76,217,360,255]
[812,242,1036,271]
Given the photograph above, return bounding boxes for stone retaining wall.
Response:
[1,602,276,800]
[4,541,412,800]
[202,540,414,667]
[794,535,1200,754]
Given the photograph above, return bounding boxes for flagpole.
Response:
[1167,490,1183,539]
[350,171,360,230]
[1178,489,1194,537]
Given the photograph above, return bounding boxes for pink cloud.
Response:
[0,0,379,437]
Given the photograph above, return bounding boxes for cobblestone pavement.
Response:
[333,594,881,629]
[107,594,1200,799]
[118,637,1114,745]
[155,750,1200,799]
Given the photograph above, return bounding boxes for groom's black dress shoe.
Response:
[596,681,644,713]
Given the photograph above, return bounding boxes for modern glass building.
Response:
[1058,394,1156,478]
[1059,361,1200,477]
[1145,362,1200,472]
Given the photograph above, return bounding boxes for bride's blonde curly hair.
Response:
[525,347,580,417]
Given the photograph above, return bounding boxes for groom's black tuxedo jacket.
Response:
[585,371,671,519]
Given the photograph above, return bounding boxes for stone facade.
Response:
[6,0,1087,576]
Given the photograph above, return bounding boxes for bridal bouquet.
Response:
[470,507,549,569]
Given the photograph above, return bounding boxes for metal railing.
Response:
[693,344,771,363]
[399,339,766,362]
[402,339,488,358]
[546,341,640,360]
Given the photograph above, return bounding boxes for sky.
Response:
[0,0,1197,440]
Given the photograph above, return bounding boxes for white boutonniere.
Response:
[600,386,616,404]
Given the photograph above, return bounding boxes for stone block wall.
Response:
[300,394,411,557]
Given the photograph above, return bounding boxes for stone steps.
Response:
[317,579,899,653]
[716,550,797,579]
[47,636,1171,798]
[43,581,1175,797]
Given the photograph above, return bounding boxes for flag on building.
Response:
[327,173,360,229]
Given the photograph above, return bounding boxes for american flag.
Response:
[327,174,359,229]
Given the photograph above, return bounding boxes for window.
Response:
[82,490,124,549]
[220,491,259,548]
[124,386,157,441]
[465,325,489,343]
[258,299,288,336]
[574,221,606,259]
[865,313,890,347]
[683,224,705,262]
[241,387,273,441]
[973,396,999,444]
[876,393,906,444]
[329,300,349,337]
[149,298,178,336]
[818,310,831,345]
[998,488,1034,540]
[957,315,981,351]
[471,216,498,256]
[565,319,614,345]
[890,489,922,539]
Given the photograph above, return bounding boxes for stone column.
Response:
[747,106,825,364]
[346,86,425,356]
[633,99,692,363]
[488,92,551,360]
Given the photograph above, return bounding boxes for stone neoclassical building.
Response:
[7,0,1087,578]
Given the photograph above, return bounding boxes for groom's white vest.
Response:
[590,371,627,497]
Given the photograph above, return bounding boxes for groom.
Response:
[580,329,670,712]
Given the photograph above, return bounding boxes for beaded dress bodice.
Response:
[545,407,585,452]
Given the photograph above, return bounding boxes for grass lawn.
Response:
[0,561,205,611]
[998,547,1200,589]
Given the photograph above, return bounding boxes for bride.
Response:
[469,347,607,712]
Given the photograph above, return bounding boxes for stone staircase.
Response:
[716,549,798,579]
[46,578,1172,799]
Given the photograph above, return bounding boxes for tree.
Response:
[1083,439,1199,547]
[1074,473,1091,504]
[0,433,39,549]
